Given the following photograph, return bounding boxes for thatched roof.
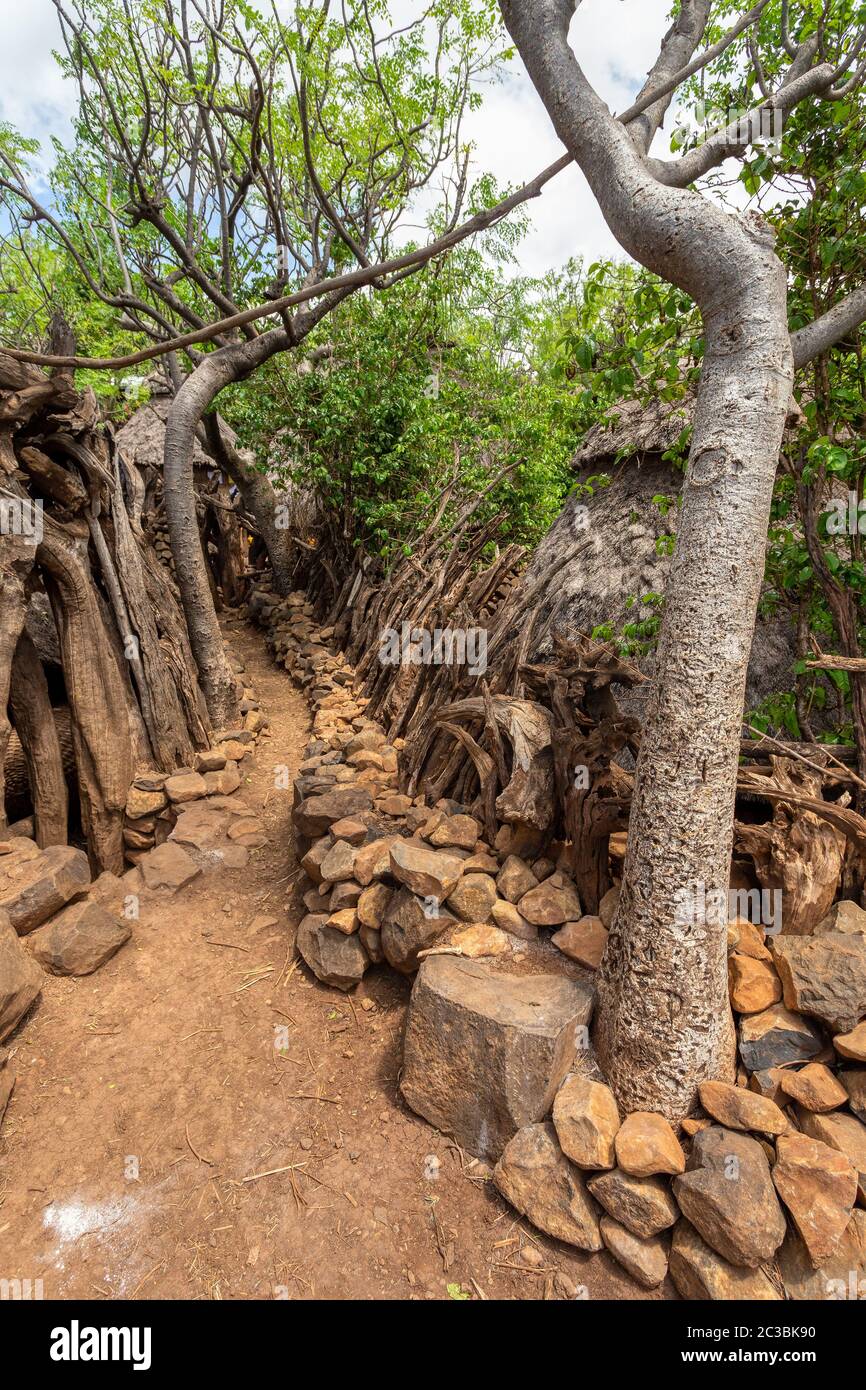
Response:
[572,394,694,468]
[114,394,216,474]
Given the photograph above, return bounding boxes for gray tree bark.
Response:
[500,0,794,1119]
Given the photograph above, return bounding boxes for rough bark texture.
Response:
[8,632,68,847]
[500,0,795,1119]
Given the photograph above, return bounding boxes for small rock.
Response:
[815,900,866,936]
[496,856,538,904]
[833,1020,866,1061]
[796,1108,866,1204]
[552,1073,620,1170]
[203,762,241,796]
[490,899,537,941]
[450,924,511,958]
[329,818,368,846]
[772,931,866,1034]
[728,954,782,1014]
[319,839,358,884]
[296,913,368,990]
[428,815,479,851]
[0,844,91,936]
[493,1122,602,1251]
[598,885,620,929]
[27,900,131,976]
[164,771,208,804]
[778,1063,848,1113]
[697,1080,787,1136]
[353,835,400,886]
[138,842,201,893]
[587,1168,679,1239]
[615,1112,685,1177]
[327,908,359,936]
[390,841,464,901]
[778,1208,866,1300]
[730,918,771,960]
[669,1221,782,1301]
[125,785,168,819]
[737,1003,824,1071]
[194,750,227,773]
[329,881,361,912]
[0,909,42,1042]
[381,887,453,974]
[551,916,607,969]
[518,878,582,926]
[673,1127,786,1268]
[600,1214,668,1289]
[294,787,373,839]
[446,873,498,923]
[357,883,392,929]
[772,1132,857,1268]
[841,1069,866,1122]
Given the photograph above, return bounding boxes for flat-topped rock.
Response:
[401,956,594,1160]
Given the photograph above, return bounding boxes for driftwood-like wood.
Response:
[1,341,218,865]
[9,632,68,846]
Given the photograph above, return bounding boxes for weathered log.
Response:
[9,633,68,846]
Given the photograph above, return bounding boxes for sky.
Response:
[0,0,679,278]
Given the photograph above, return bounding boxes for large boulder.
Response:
[493,1122,602,1251]
[401,956,594,1160]
[0,842,90,935]
[27,900,131,976]
[0,908,42,1041]
[673,1127,787,1268]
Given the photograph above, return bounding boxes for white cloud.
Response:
[0,0,681,273]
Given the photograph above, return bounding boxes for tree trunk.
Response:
[500,0,795,1119]
[203,414,296,596]
[595,284,793,1117]
[163,328,293,724]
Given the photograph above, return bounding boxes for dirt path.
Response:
[0,621,659,1301]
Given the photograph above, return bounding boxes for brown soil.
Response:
[0,621,667,1301]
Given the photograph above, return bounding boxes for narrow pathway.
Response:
[0,621,654,1300]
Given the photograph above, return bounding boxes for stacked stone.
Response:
[249,579,866,1301]
[122,640,268,864]
[1,836,138,1071]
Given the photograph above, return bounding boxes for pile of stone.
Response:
[121,640,268,865]
[0,835,137,1093]
[248,585,618,989]
[249,580,866,1301]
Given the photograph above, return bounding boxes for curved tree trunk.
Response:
[163,328,291,725]
[501,0,794,1120]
